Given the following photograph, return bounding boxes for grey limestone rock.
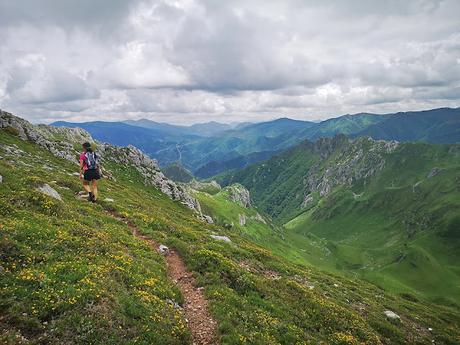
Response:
[37,184,63,201]
[226,184,251,208]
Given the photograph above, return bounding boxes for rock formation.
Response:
[0,109,201,213]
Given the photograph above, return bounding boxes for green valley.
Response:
[216,135,460,306]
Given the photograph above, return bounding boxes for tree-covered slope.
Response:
[2,112,460,344]
[162,162,195,183]
[217,135,460,304]
[355,107,460,143]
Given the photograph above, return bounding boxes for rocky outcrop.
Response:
[188,179,222,193]
[226,184,251,208]
[304,136,399,197]
[98,144,201,211]
[1,109,92,162]
[0,109,201,213]
[201,215,214,224]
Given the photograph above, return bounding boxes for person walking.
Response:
[79,142,101,202]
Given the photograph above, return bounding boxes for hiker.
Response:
[79,142,101,202]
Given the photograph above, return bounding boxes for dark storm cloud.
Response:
[0,0,459,123]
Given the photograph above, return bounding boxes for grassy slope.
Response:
[284,143,460,304]
[1,129,460,344]
[217,136,460,305]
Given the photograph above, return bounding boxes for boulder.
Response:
[239,214,246,226]
[37,184,63,201]
[383,310,400,320]
[202,215,214,224]
[158,244,169,255]
[210,235,232,243]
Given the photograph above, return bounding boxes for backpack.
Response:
[85,152,98,170]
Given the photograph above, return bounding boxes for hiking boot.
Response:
[88,192,93,201]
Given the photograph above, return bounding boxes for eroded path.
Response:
[108,211,218,345]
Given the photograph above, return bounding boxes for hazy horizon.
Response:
[1,1,459,124]
[29,105,456,127]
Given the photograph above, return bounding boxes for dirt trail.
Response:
[108,211,218,345]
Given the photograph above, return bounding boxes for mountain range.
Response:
[53,107,460,178]
[2,109,460,344]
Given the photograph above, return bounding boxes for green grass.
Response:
[1,129,460,344]
[217,137,460,307]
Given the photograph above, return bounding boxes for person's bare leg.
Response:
[83,180,91,193]
[91,179,98,201]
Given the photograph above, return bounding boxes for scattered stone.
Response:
[251,212,267,224]
[104,198,114,202]
[72,172,80,176]
[0,175,2,183]
[428,328,433,332]
[37,184,62,201]
[210,235,232,243]
[201,215,214,224]
[384,310,400,320]
[166,299,182,310]
[427,167,444,178]
[158,244,169,255]
[333,283,339,287]
[239,214,246,226]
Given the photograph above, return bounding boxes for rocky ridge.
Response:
[225,184,251,208]
[302,135,399,203]
[0,109,200,212]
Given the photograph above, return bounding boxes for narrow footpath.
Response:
[108,211,218,345]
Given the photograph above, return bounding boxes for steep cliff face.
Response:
[0,110,200,212]
[304,136,399,198]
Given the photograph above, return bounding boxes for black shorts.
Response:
[83,169,101,181]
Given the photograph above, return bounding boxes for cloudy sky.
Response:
[0,0,459,124]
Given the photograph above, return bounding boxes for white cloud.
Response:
[0,0,459,123]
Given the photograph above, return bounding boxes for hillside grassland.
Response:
[2,128,460,344]
[216,137,460,307]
